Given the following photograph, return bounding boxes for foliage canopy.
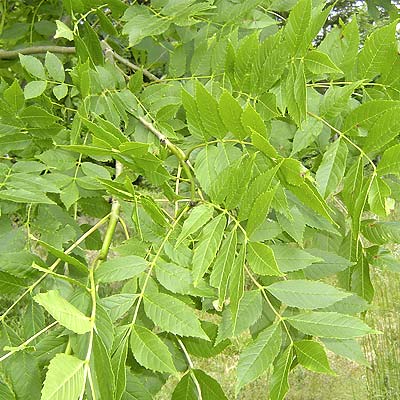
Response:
[0,0,399,399]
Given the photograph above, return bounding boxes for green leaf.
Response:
[286,61,307,127]
[321,338,369,366]
[23,81,47,99]
[122,5,171,47]
[377,143,400,177]
[41,354,85,400]
[172,373,198,400]
[286,312,376,338]
[111,336,128,400]
[241,104,267,138]
[192,369,228,400]
[247,242,282,276]
[0,188,55,204]
[315,138,348,198]
[54,20,74,41]
[284,0,311,56]
[45,52,65,82]
[218,91,245,140]
[246,184,278,236]
[144,291,208,339]
[269,346,293,400]
[53,84,68,100]
[196,83,226,139]
[3,80,24,112]
[95,255,147,283]
[357,20,397,80]
[99,293,137,322]
[37,239,87,274]
[0,271,26,295]
[19,54,46,79]
[176,204,214,246]
[192,214,226,285]
[92,334,115,399]
[182,88,207,139]
[304,50,342,74]
[294,340,335,375]
[217,290,262,342]
[34,290,91,334]
[130,325,176,373]
[210,229,238,307]
[229,246,245,331]
[270,245,323,273]
[266,280,351,309]
[236,324,281,392]
[155,259,192,294]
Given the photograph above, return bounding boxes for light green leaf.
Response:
[192,369,228,400]
[246,184,277,236]
[321,338,369,366]
[130,325,176,374]
[286,312,376,338]
[236,324,281,392]
[304,50,342,74]
[95,255,147,283]
[210,229,237,307]
[294,340,335,374]
[284,0,311,56]
[196,83,226,139]
[218,91,245,140]
[144,291,208,339]
[111,336,128,400]
[316,138,348,198]
[0,271,26,295]
[171,373,197,400]
[54,20,74,41]
[19,54,46,79]
[377,144,400,177]
[3,79,24,112]
[270,245,323,273]
[192,214,226,285]
[53,84,68,100]
[41,354,85,400]
[247,242,282,276]
[23,81,47,99]
[34,290,91,334]
[229,246,246,333]
[99,294,137,322]
[269,346,293,400]
[176,204,214,246]
[241,104,267,138]
[364,110,400,153]
[217,290,262,343]
[155,259,192,294]
[45,52,65,82]
[37,239,87,274]
[0,188,55,204]
[266,280,351,309]
[357,20,397,80]
[182,88,207,139]
[303,249,353,280]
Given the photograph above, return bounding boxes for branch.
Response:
[0,46,75,59]
[101,41,160,82]
[0,43,160,83]
[138,116,196,200]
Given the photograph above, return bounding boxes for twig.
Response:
[101,41,160,82]
[0,46,75,58]
[138,116,196,200]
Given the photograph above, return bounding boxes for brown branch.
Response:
[101,41,160,82]
[0,46,76,59]
[0,43,160,82]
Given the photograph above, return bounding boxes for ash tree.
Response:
[0,0,399,399]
